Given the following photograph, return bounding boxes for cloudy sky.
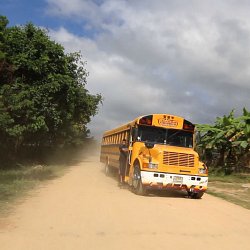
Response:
[1,0,250,138]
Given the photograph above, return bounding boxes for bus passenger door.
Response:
[128,127,137,165]
[125,127,136,182]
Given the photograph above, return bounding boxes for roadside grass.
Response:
[208,173,250,210]
[0,164,68,215]
[0,141,100,217]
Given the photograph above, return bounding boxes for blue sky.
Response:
[1,0,91,36]
[1,0,250,138]
[2,1,49,26]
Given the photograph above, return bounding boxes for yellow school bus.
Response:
[100,114,208,198]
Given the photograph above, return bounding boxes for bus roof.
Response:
[102,113,193,137]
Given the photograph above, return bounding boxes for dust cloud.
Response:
[0,153,250,250]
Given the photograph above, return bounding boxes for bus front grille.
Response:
[163,151,194,167]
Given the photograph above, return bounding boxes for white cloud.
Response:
[47,0,250,138]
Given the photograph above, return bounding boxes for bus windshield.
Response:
[137,125,193,148]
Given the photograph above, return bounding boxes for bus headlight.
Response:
[198,162,208,174]
[198,168,207,174]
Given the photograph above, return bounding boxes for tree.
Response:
[196,108,250,173]
[0,16,102,163]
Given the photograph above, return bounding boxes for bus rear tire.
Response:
[132,165,147,196]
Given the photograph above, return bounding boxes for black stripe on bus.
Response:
[140,170,203,177]
[101,144,121,147]
[101,151,120,156]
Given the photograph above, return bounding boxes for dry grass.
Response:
[208,174,250,210]
[0,142,100,215]
[0,164,68,215]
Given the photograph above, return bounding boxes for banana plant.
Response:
[196,108,250,172]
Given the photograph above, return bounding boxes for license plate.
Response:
[173,176,183,184]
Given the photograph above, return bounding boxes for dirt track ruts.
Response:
[0,154,250,250]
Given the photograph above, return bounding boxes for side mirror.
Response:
[145,142,154,149]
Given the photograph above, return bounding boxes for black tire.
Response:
[188,191,204,199]
[132,165,147,196]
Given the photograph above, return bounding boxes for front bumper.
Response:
[140,171,208,192]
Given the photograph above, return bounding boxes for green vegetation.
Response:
[197,108,250,173]
[208,174,250,209]
[208,172,250,183]
[197,109,250,209]
[0,15,102,214]
[0,15,102,166]
[0,141,98,215]
[0,163,67,214]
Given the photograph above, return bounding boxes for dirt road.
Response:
[0,154,250,250]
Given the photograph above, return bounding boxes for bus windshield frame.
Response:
[136,125,193,148]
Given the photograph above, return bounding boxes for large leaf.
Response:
[197,108,250,168]
[240,141,249,149]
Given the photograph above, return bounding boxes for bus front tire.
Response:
[188,191,204,199]
[132,165,147,196]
